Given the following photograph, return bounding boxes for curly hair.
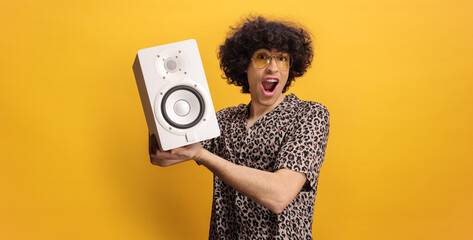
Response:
[218,16,313,93]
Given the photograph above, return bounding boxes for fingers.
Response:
[157,151,174,159]
[150,154,157,165]
[150,150,174,166]
[149,142,202,166]
[168,147,189,158]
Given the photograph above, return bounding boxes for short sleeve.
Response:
[274,105,330,191]
[202,137,216,153]
[201,108,226,155]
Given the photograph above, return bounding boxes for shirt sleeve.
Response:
[201,109,225,155]
[274,105,330,191]
[197,138,216,166]
[202,137,216,153]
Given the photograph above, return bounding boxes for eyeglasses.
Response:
[251,51,292,70]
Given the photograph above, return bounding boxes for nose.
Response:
[266,57,279,73]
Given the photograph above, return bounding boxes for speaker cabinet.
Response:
[133,39,220,151]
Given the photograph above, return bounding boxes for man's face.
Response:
[246,48,290,109]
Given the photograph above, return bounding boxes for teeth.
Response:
[266,79,278,83]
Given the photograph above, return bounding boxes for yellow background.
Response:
[1,0,472,239]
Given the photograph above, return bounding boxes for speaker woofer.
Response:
[161,85,205,129]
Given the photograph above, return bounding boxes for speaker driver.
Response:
[155,48,189,81]
[161,85,205,129]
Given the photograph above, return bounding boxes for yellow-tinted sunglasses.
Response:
[251,51,292,70]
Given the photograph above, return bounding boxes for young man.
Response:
[149,16,330,239]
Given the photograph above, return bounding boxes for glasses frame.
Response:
[250,51,293,70]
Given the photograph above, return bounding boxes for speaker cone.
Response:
[161,85,205,129]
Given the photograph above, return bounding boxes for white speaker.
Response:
[133,39,220,151]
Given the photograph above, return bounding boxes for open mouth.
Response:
[261,78,279,96]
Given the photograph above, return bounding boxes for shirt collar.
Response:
[241,93,299,118]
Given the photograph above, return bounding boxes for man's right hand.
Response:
[148,133,202,167]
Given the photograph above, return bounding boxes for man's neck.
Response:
[247,95,286,129]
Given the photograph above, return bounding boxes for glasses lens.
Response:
[277,53,291,70]
[253,52,270,68]
[252,52,291,70]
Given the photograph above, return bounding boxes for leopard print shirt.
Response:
[202,94,330,239]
